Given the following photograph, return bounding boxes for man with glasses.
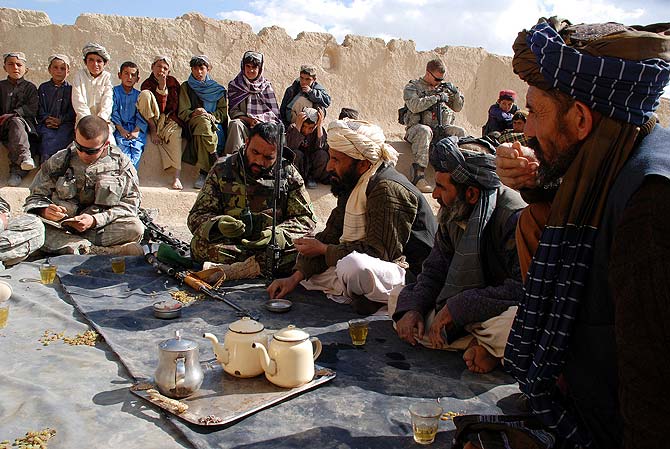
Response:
[24,115,143,255]
[401,58,464,193]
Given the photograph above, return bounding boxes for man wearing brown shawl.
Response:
[453,17,670,449]
[137,55,185,190]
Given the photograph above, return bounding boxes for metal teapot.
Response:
[154,330,204,398]
[252,324,322,388]
[203,317,268,378]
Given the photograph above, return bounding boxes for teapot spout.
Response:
[252,341,277,376]
[203,332,229,364]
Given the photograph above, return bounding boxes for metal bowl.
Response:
[264,299,292,313]
[153,300,183,319]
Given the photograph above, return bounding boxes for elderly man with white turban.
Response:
[71,42,113,139]
[391,136,526,374]
[268,119,437,314]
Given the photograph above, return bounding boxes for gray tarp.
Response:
[2,255,523,448]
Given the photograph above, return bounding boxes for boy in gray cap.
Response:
[279,64,331,128]
[0,51,38,186]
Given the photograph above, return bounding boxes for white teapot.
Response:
[203,317,268,378]
[252,325,322,388]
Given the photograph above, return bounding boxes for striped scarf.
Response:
[505,18,670,447]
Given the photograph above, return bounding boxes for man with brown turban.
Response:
[453,17,670,449]
[267,119,437,314]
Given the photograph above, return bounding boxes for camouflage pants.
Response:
[0,214,45,268]
[405,124,432,168]
[43,216,144,254]
[190,228,297,277]
[405,123,467,168]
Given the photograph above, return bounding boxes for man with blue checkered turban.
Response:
[391,136,526,374]
[459,17,670,449]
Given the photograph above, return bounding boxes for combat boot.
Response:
[411,163,433,193]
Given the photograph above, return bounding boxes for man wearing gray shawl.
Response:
[391,136,526,373]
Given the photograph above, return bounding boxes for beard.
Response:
[247,162,272,178]
[528,120,582,185]
[329,164,362,198]
[438,195,475,226]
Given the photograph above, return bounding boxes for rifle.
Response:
[145,248,258,319]
[264,122,285,280]
[430,82,461,149]
[139,208,191,258]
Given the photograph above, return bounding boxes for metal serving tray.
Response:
[131,364,335,426]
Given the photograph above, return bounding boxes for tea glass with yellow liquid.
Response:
[0,280,11,328]
[348,319,369,346]
[111,257,126,274]
[409,401,443,445]
[40,263,57,285]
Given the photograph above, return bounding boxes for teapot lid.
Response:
[159,329,198,352]
[229,316,264,334]
[273,324,309,342]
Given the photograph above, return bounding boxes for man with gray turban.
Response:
[391,136,525,374]
[454,17,670,449]
[268,119,437,314]
[71,43,113,137]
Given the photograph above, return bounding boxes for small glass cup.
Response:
[111,256,126,274]
[409,401,443,445]
[0,301,9,329]
[40,263,57,285]
[348,319,369,346]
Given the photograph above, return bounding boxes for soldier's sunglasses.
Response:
[429,72,444,82]
[74,140,108,155]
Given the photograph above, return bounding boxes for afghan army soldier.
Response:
[0,195,44,269]
[24,115,144,255]
[188,121,317,274]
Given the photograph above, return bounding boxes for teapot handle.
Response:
[175,356,186,389]
[310,337,322,361]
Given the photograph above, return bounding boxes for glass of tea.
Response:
[409,401,443,445]
[348,318,369,346]
[111,257,126,274]
[40,263,57,285]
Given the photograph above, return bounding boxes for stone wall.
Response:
[0,7,668,188]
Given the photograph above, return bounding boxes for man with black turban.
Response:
[391,136,526,374]
[453,17,670,449]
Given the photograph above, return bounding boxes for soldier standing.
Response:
[188,122,317,275]
[24,115,144,255]
[402,58,465,193]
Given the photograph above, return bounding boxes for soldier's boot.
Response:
[43,228,92,255]
[194,171,207,189]
[105,242,145,256]
[197,256,261,285]
[411,163,433,193]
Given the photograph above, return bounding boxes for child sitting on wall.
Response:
[71,42,114,139]
[37,54,75,163]
[112,61,147,169]
[0,51,38,186]
[483,89,518,137]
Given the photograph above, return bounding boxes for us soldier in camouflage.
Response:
[188,121,317,275]
[24,115,144,255]
[402,58,465,193]
[0,195,44,269]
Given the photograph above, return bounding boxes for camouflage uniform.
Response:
[24,144,144,254]
[0,195,45,269]
[403,77,464,167]
[188,151,317,274]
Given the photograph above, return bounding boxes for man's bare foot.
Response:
[171,177,183,190]
[463,344,499,374]
[463,442,482,449]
